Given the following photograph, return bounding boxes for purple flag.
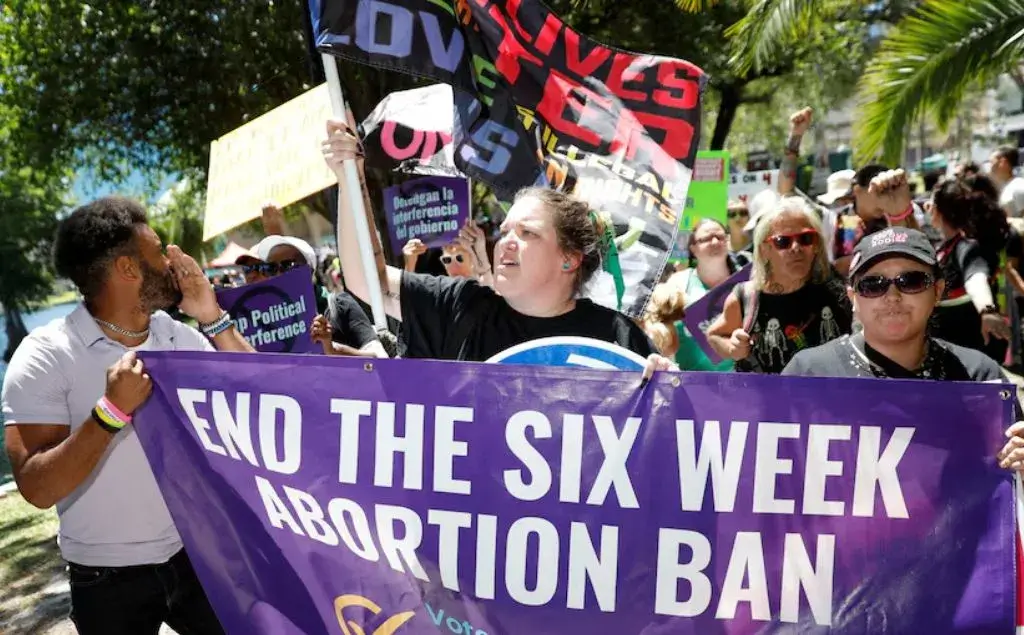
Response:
[684,265,751,364]
[214,266,319,354]
[135,353,1015,634]
[384,175,470,255]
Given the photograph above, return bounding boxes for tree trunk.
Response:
[710,84,742,151]
[3,300,28,363]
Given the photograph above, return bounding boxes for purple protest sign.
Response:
[135,353,1015,635]
[385,175,470,256]
[684,265,751,363]
[214,266,319,354]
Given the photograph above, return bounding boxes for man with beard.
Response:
[1,196,253,634]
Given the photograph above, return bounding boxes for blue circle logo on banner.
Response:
[485,336,647,370]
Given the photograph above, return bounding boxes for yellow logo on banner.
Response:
[334,595,415,635]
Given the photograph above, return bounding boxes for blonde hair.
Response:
[751,196,831,289]
[642,283,685,356]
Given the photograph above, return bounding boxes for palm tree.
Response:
[855,0,1024,164]
[710,0,1024,165]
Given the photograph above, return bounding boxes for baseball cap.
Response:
[817,169,855,205]
[234,248,262,266]
[848,227,936,278]
[253,235,317,270]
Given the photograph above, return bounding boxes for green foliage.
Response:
[0,167,68,310]
[0,0,313,183]
[855,0,1024,164]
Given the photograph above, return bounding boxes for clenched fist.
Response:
[868,169,913,219]
[789,107,813,136]
[105,351,152,417]
[728,328,752,361]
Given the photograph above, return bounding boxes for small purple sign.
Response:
[214,266,319,354]
[385,175,470,255]
[135,353,1014,635]
[684,265,751,363]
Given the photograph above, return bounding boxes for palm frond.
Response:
[854,0,1024,165]
[725,0,835,75]
[674,0,722,12]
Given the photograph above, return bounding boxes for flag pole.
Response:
[321,53,388,330]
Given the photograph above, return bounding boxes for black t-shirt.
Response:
[734,279,853,374]
[783,333,1020,418]
[327,291,379,350]
[784,333,1001,381]
[398,272,657,361]
[933,236,995,353]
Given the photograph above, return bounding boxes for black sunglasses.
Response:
[441,254,465,265]
[243,260,299,276]
[854,271,935,298]
[727,210,749,220]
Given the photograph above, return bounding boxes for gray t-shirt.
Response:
[1,304,213,566]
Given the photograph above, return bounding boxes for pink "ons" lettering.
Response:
[379,121,453,163]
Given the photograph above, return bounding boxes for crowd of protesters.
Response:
[4,103,1024,634]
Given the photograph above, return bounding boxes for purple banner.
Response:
[385,175,470,255]
[214,266,319,354]
[684,265,751,364]
[135,353,1015,634]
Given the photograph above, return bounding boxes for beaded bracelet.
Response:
[199,311,233,338]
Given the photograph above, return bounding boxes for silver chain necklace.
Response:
[93,318,149,339]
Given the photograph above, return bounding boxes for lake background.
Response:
[0,302,77,485]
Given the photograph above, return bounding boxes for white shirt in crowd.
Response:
[1000,176,1024,217]
[1,304,213,567]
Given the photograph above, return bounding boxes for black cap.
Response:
[848,227,937,277]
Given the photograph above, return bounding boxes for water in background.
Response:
[0,302,78,389]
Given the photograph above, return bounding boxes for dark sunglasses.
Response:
[768,230,817,250]
[854,271,935,298]
[242,260,299,276]
[441,254,465,265]
[727,210,749,220]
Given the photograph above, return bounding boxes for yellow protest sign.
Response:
[203,83,336,241]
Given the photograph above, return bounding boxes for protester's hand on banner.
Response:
[641,353,679,381]
[310,315,335,355]
[402,239,427,271]
[169,245,222,324]
[997,421,1024,472]
[869,169,913,219]
[728,328,752,360]
[105,351,152,417]
[261,203,286,236]
[322,120,364,182]
[789,107,813,137]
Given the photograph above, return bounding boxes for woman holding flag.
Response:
[322,119,671,370]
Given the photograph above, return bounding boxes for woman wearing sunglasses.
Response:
[706,197,851,374]
[323,119,669,370]
[780,225,1014,381]
[669,218,744,372]
[402,221,494,289]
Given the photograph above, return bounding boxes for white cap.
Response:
[816,169,855,205]
[743,189,781,232]
[253,235,317,270]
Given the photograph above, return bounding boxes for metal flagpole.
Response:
[321,54,388,330]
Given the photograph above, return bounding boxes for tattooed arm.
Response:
[779,107,813,196]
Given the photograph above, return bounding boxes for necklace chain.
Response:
[94,318,149,339]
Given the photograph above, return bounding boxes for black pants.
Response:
[68,549,224,635]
